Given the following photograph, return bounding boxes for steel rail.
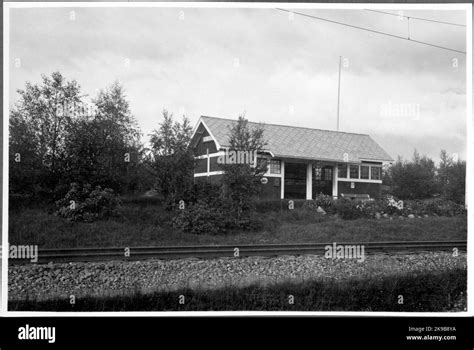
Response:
[8,240,467,264]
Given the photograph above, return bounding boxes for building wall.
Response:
[195,174,382,200]
[209,156,223,172]
[195,158,207,173]
[337,181,382,200]
[194,174,281,199]
[259,177,282,200]
[193,124,218,157]
[194,174,224,185]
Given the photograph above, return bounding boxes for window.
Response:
[269,160,281,174]
[350,165,359,179]
[257,157,268,170]
[371,167,381,180]
[360,166,370,179]
[313,166,322,180]
[338,164,347,178]
[324,167,333,181]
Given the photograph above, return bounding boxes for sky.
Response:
[7,6,468,162]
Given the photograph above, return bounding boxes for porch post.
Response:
[332,164,338,199]
[306,163,312,200]
[280,161,285,199]
[206,147,210,179]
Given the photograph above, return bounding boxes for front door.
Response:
[284,162,307,199]
[312,165,333,197]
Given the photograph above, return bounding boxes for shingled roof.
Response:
[199,116,393,163]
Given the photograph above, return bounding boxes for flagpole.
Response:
[337,56,342,132]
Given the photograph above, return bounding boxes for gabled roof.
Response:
[197,116,393,163]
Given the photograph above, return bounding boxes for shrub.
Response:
[254,200,284,213]
[332,198,365,220]
[52,183,73,202]
[381,195,404,215]
[172,198,267,235]
[315,193,334,211]
[55,183,122,222]
[303,193,334,212]
[186,182,223,207]
[355,200,383,218]
[424,198,466,217]
[380,195,466,217]
[254,199,307,213]
[171,200,227,235]
[301,200,318,211]
[121,195,164,206]
[400,199,425,216]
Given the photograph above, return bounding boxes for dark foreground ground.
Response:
[9,252,466,312]
[9,269,466,312]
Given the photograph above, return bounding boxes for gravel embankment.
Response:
[9,252,466,301]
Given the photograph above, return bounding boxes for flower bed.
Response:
[302,194,465,220]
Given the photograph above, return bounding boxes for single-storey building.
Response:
[190,116,393,200]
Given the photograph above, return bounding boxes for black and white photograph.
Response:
[3,2,470,315]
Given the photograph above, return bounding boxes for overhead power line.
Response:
[365,9,466,27]
[276,8,466,55]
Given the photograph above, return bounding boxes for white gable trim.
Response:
[190,117,222,150]
[359,158,392,164]
[194,171,224,177]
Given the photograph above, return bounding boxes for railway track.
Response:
[9,240,467,264]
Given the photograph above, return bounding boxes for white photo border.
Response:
[2,1,472,317]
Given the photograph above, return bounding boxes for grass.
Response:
[9,268,467,311]
[9,198,467,248]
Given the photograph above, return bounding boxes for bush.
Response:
[332,198,365,220]
[52,183,73,202]
[381,195,404,215]
[388,150,439,200]
[423,198,466,217]
[55,183,122,222]
[172,198,267,235]
[355,200,383,218]
[315,193,334,211]
[185,182,223,207]
[400,199,425,216]
[302,193,334,212]
[254,199,309,213]
[360,196,465,219]
[171,200,227,235]
[121,195,164,207]
[379,195,466,217]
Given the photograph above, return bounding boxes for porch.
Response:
[263,159,383,200]
[280,160,338,200]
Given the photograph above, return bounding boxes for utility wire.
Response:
[276,8,466,54]
[365,9,466,27]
